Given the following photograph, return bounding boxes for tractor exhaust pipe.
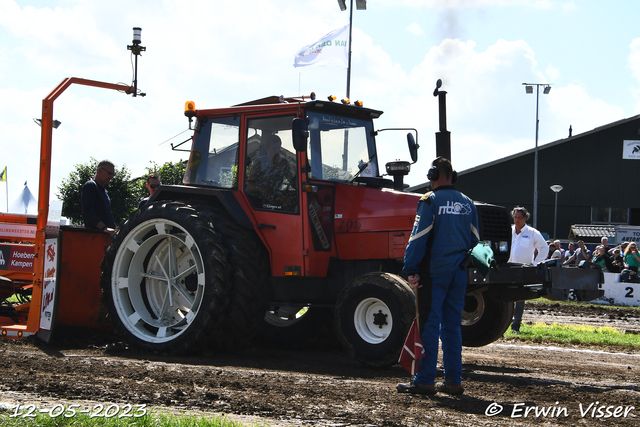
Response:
[433,79,451,162]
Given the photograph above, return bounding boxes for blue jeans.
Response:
[414,268,466,386]
[511,301,525,331]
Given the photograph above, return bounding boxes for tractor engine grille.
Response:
[475,203,512,265]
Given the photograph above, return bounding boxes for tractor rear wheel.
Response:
[461,290,514,347]
[191,204,271,351]
[335,272,415,368]
[101,202,231,354]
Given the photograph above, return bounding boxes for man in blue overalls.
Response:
[397,157,479,396]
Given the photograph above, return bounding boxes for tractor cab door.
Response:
[242,114,304,276]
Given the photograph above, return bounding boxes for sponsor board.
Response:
[622,140,640,160]
[0,244,36,272]
[40,238,58,331]
[615,226,640,243]
[0,224,36,240]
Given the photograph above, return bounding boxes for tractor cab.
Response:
[179,96,421,278]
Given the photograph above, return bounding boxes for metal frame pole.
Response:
[533,85,540,229]
[346,0,354,99]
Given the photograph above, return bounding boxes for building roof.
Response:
[568,224,616,242]
[458,113,640,176]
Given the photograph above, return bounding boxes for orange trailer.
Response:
[0,77,139,341]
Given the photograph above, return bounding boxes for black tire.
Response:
[335,272,415,368]
[461,291,514,347]
[255,305,337,349]
[191,204,271,351]
[101,201,231,354]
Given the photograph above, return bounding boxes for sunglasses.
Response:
[149,184,160,189]
[100,167,115,177]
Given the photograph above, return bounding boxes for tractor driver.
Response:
[245,134,297,212]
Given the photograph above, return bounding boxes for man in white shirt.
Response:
[508,206,549,333]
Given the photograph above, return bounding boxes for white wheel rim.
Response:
[461,291,485,326]
[111,219,205,344]
[353,297,392,344]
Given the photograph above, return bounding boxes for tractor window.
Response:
[305,111,377,182]
[244,115,299,213]
[184,116,240,188]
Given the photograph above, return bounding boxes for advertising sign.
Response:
[40,238,58,332]
[0,223,36,240]
[0,244,35,272]
[615,226,640,243]
[622,140,640,160]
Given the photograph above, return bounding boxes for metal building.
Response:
[411,115,640,242]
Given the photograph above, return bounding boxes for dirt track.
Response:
[0,303,639,426]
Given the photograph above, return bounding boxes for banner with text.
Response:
[294,25,349,68]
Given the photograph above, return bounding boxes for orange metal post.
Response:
[26,78,135,335]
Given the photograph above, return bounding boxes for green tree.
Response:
[133,160,187,201]
[58,159,187,226]
[57,158,138,226]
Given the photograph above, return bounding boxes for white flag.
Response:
[294,25,349,68]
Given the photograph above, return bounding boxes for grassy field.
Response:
[505,323,640,347]
[0,409,269,427]
[505,298,640,347]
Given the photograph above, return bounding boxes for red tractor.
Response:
[99,94,603,366]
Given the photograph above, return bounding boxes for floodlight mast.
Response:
[522,82,551,228]
[338,0,366,99]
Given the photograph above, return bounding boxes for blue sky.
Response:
[1,0,639,213]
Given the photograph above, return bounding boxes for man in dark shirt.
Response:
[138,173,161,209]
[81,160,116,234]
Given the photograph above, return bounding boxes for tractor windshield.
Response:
[306,111,377,182]
[184,116,240,188]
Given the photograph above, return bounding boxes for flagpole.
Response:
[346,0,354,99]
[5,167,7,213]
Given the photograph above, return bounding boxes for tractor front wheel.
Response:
[461,290,514,347]
[335,272,415,368]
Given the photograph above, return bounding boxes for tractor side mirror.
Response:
[292,118,309,152]
[407,132,418,164]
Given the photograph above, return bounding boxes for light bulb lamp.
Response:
[127,27,146,97]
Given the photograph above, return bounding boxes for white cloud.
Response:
[406,23,424,36]
[628,37,640,114]
[378,0,575,10]
[545,85,625,136]
[0,0,633,205]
